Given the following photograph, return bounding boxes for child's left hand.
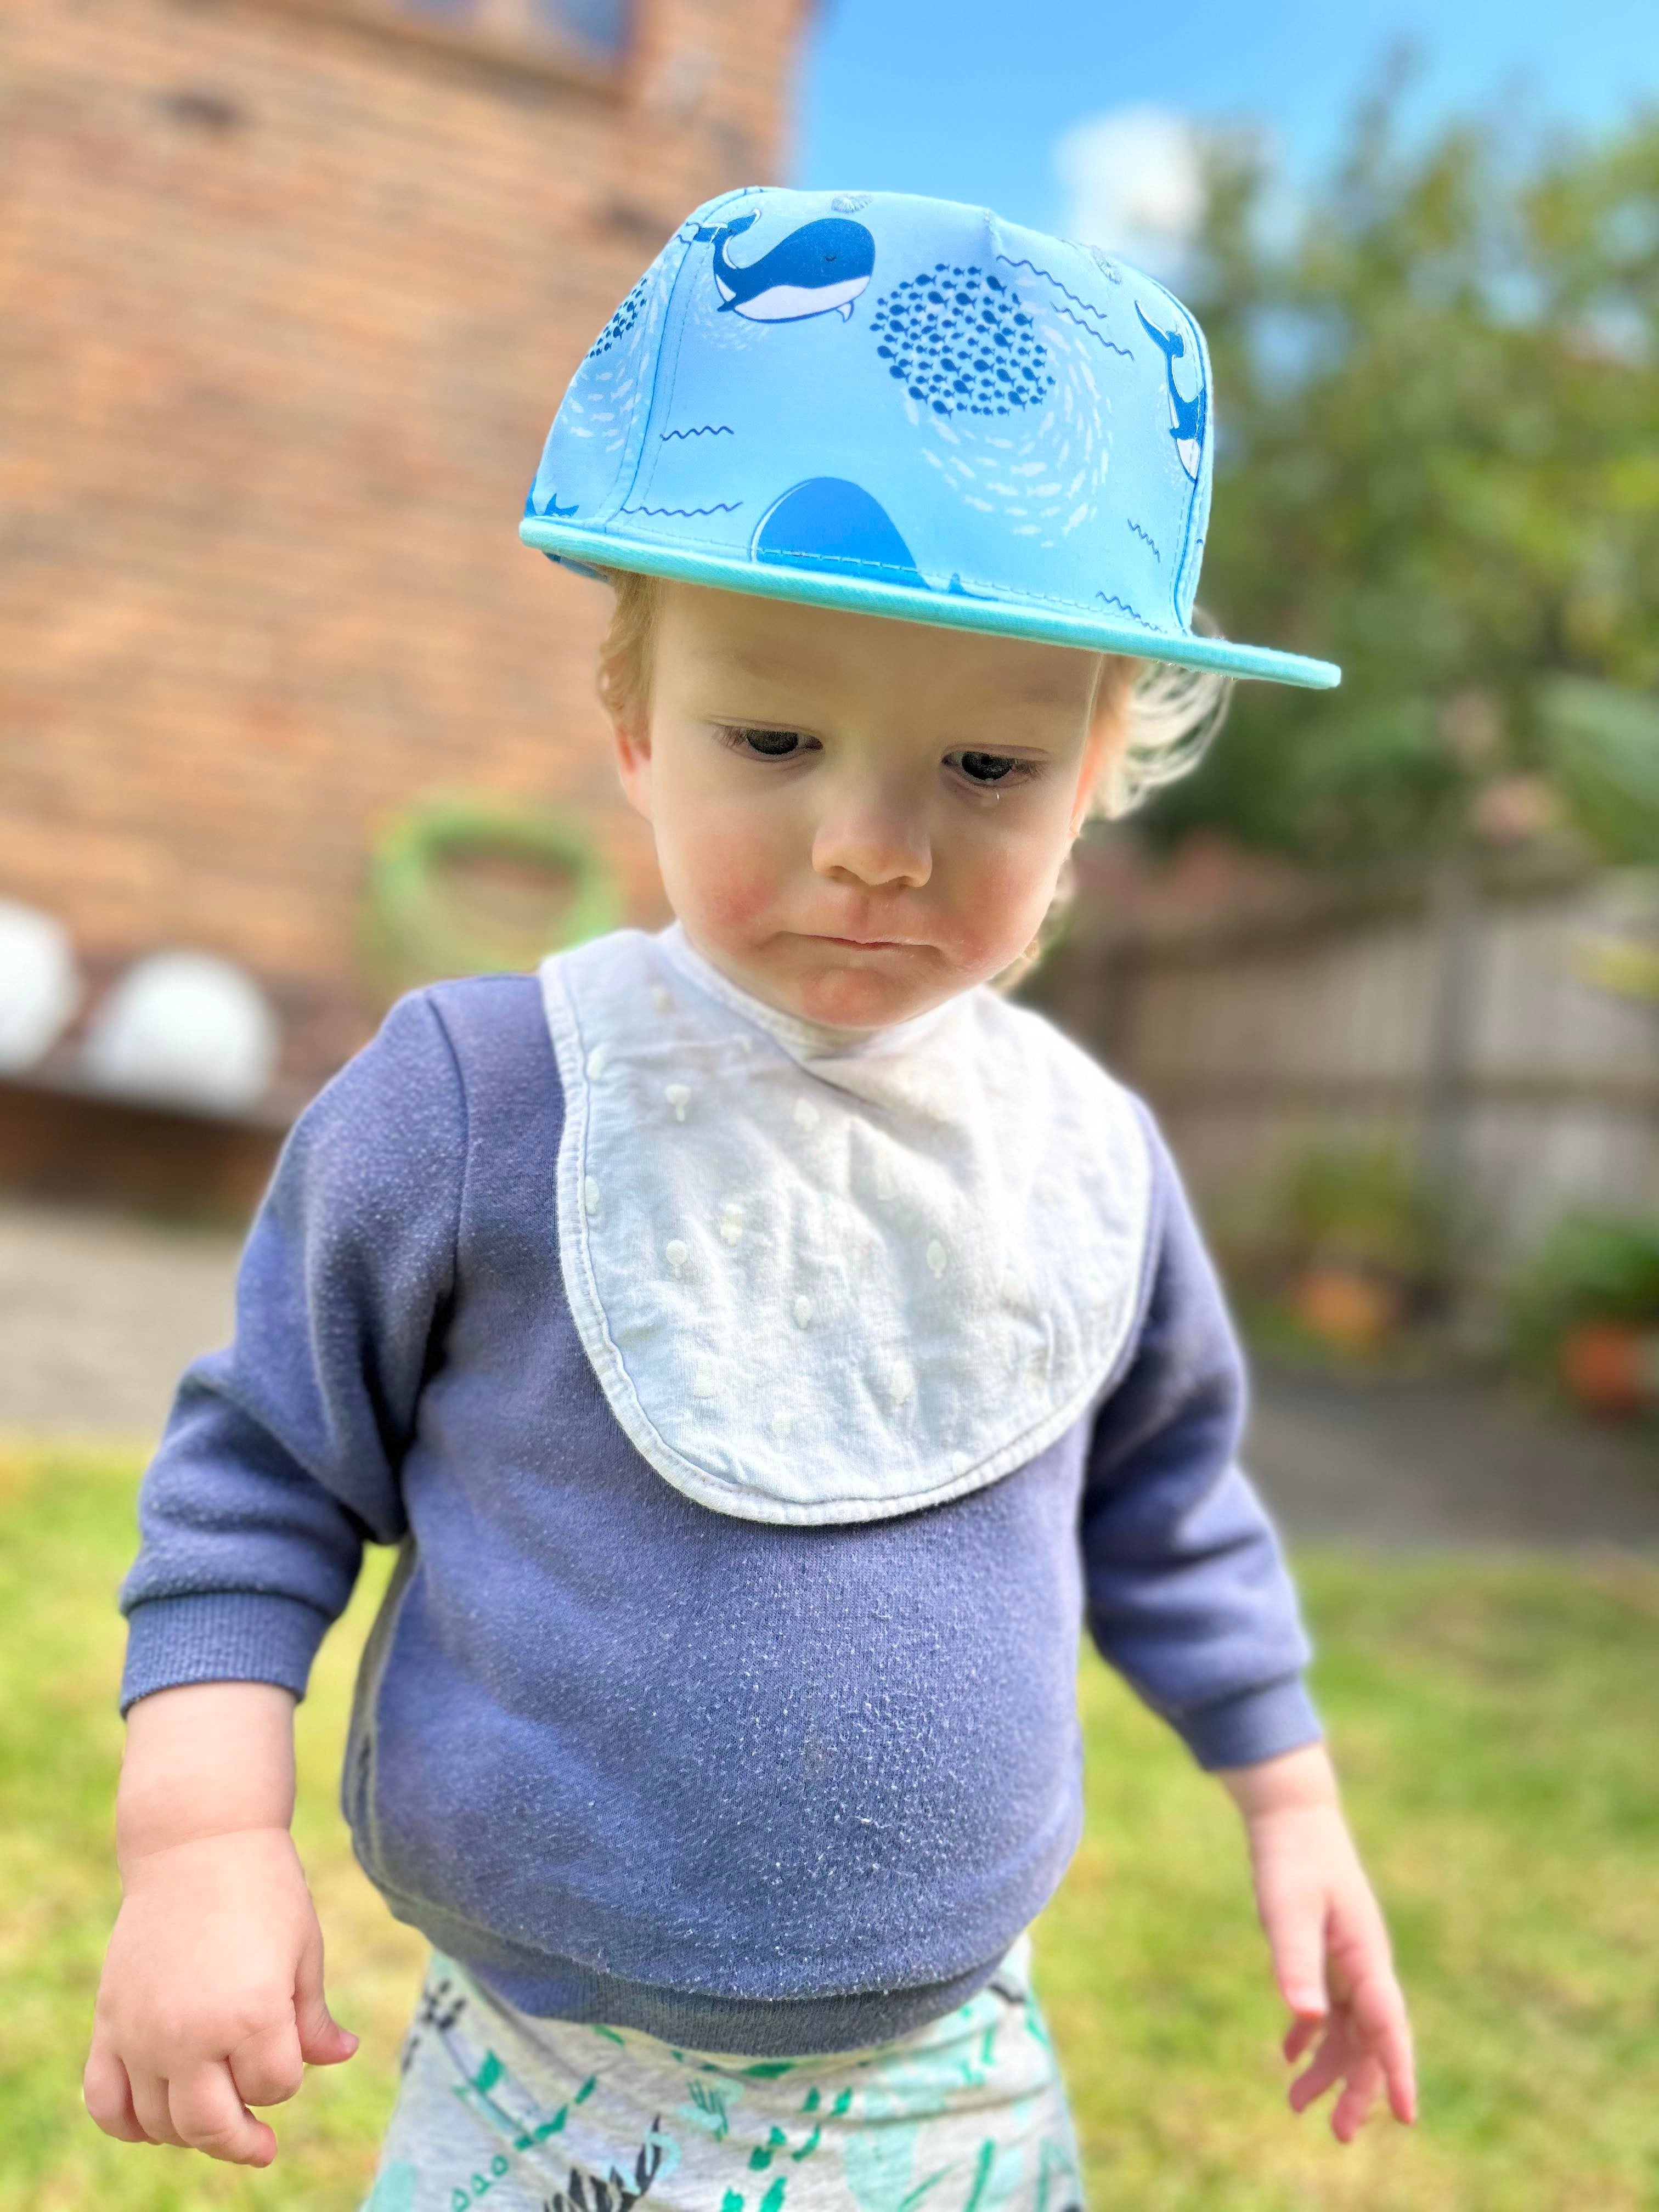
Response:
[1218,1742,1417,2142]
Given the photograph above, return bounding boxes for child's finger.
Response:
[82,2045,146,2143]
[228,2018,306,2109]
[1386,2048,1419,2125]
[1330,2051,1384,2143]
[1375,2006,1417,2124]
[1350,1968,1417,2124]
[292,1930,359,2069]
[129,2067,185,2148]
[1259,1883,1330,2021]
[169,2061,278,2166]
[1282,2012,1323,2064]
[1287,2024,1346,2114]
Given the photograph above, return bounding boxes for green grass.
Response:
[2,1451,1656,2210]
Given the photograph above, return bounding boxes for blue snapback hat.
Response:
[521,188,1339,690]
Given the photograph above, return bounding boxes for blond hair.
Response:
[594,567,1230,820]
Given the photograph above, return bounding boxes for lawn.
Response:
[2,1448,1655,2210]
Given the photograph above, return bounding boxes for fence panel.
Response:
[1041,861,1659,1265]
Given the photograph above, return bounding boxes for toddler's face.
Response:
[612,582,1120,1030]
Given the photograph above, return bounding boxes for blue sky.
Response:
[792,0,1659,237]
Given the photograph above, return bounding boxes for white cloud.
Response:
[1052,106,1205,278]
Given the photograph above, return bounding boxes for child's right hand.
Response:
[84,1825,357,2165]
[83,1679,357,2166]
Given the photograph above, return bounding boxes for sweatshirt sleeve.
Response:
[117,990,468,1713]
[1079,1115,1322,1771]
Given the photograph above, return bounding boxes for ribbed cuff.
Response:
[120,1591,335,1715]
[1170,1674,1323,1771]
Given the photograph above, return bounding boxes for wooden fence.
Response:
[1037,853,1659,1270]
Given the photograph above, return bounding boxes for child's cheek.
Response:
[664,812,784,942]
[945,830,1056,962]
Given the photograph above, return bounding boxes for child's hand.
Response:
[1219,1742,1417,2142]
[84,1824,358,2164]
[84,1679,356,2166]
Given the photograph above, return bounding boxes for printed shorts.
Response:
[359,1939,1085,2212]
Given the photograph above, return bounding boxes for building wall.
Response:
[0,0,805,1100]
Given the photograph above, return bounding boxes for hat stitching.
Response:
[630,222,721,513]
[547,516,1184,631]
[614,220,703,522]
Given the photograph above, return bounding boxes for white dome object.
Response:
[0,900,82,1073]
[82,952,279,1115]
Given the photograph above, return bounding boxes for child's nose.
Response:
[810,792,932,891]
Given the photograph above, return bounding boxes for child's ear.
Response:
[610,712,654,823]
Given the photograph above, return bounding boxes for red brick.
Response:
[0,0,806,1096]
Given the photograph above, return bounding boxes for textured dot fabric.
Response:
[543,926,1152,1526]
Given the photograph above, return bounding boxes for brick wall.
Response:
[0,0,806,1107]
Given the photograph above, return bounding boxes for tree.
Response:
[1144,78,1659,868]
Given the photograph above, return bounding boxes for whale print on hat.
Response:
[522,187,1340,690]
[1136,301,1206,482]
[694,207,877,325]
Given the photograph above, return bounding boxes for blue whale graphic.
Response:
[695,212,875,325]
[1135,302,1206,481]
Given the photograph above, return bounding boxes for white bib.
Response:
[540,927,1152,1526]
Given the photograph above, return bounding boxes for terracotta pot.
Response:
[1290,1265,1403,1354]
[1560,1321,1659,1418]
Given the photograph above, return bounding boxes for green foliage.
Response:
[1507,1211,1659,1370]
[1279,1139,1449,1283]
[1146,76,1659,868]
[1539,676,1659,865]
[1538,681,1659,1000]
[1229,1139,1451,1295]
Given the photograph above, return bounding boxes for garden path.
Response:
[0,1200,1653,1547]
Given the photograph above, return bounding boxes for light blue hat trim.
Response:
[518,515,1340,689]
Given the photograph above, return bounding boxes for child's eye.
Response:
[946,750,1038,787]
[716,725,816,761]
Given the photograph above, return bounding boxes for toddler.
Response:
[86,190,1415,2209]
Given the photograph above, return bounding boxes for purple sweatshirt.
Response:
[119,972,1318,2055]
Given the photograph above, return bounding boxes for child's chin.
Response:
[785,952,950,1032]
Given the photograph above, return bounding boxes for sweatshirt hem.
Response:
[1172,1673,1323,1771]
[374,1883,1008,2055]
[119,1590,332,1715]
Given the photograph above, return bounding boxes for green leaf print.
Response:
[748,2126,788,2171]
[961,2141,996,2212]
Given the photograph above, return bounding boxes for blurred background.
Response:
[1,1,1656,2205]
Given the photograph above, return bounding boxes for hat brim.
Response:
[520,517,1340,691]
